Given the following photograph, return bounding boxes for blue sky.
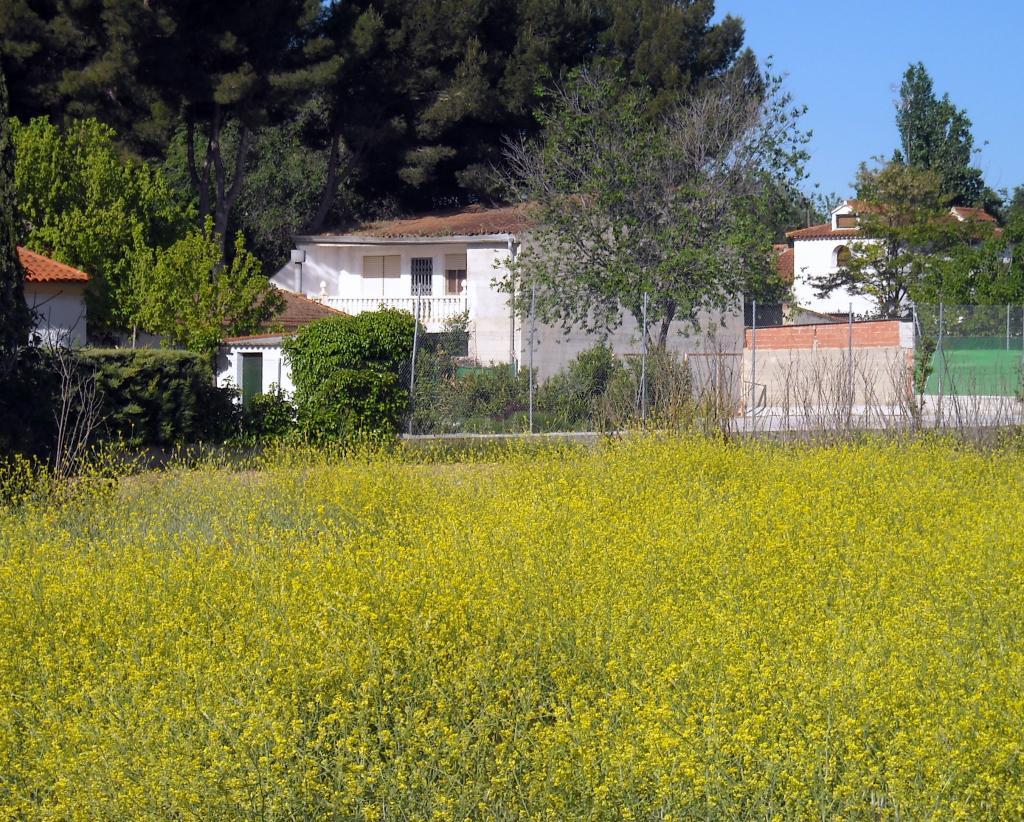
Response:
[714,1,1024,203]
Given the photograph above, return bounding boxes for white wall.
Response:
[272,238,517,365]
[26,283,87,346]
[791,238,877,317]
[216,343,293,398]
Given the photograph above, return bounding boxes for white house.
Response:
[19,246,89,346]
[784,200,1000,319]
[267,203,745,385]
[216,289,345,402]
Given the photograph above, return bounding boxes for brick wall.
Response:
[745,320,902,350]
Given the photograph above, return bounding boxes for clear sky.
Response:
[714,1,1024,202]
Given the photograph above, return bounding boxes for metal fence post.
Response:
[750,299,757,423]
[528,280,536,434]
[1007,304,1012,351]
[937,302,944,427]
[408,292,420,436]
[848,303,854,423]
[640,291,649,424]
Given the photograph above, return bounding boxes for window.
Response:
[362,255,400,277]
[411,257,433,296]
[835,213,858,229]
[445,253,467,295]
[834,245,852,267]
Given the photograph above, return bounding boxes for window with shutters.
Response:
[445,252,467,295]
[835,213,858,229]
[362,255,400,277]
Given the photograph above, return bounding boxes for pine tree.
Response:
[0,59,32,361]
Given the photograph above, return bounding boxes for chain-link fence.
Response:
[393,301,1024,438]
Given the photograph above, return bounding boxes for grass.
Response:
[2,436,1024,819]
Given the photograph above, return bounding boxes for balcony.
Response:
[323,295,468,331]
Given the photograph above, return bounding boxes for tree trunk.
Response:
[656,299,676,351]
[307,132,341,235]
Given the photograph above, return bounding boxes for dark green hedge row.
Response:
[0,348,236,457]
[78,349,236,447]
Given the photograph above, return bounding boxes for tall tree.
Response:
[13,117,192,332]
[895,63,984,207]
[504,63,808,349]
[48,0,325,254]
[814,162,997,317]
[301,0,747,227]
[0,59,32,360]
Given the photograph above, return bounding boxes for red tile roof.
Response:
[336,203,533,239]
[950,206,998,223]
[785,223,861,240]
[773,244,794,283]
[271,289,344,331]
[18,247,90,283]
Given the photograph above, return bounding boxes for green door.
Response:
[241,353,263,405]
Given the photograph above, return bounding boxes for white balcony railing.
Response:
[323,295,468,330]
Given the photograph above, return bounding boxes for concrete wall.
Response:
[742,320,914,410]
[523,307,745,384]
[791,238,877,317]
[26,282,87,346]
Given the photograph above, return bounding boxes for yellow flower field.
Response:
[2,437,1024,820]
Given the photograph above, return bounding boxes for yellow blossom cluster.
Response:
[1,436,1023,819]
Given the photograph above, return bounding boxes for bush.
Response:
[538,343,621,429]
[78,349,236,447]
[300,369,408,440]
[0,347,60,457]
[238,384,295,442]
[283,309,416,439]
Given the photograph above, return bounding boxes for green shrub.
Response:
[0,347,60,457]
[239,384,295,441]
[78,349,236,446]
[283,309,416,439]
[300,369,408,439]
[538,343,621,429]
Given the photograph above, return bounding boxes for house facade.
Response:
[785,201,876,318]
[216,290,345,401]
[784,201,1001,319]
[19,247,89,346]
[269,203,745,385]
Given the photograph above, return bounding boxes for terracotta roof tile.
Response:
[331,203,533,239]
[18,247,90,283]
[271,289,344,331]
[773,244,794,282]
[785,223,861,240]
[950,206,998,223]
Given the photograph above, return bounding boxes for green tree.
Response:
[39,0,327,253]
[0,59,32,361]
[815,162,997,317]
[895,62,985,206]
[134,220,283,356]
[504,64,807,349]
[13,117,192,333]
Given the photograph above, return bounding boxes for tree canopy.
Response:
[894,63,985,207]
[0,59,32,359]
[504,63,806,348]
[816,162,1006,317]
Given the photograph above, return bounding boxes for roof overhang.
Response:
[294,233,517,246]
